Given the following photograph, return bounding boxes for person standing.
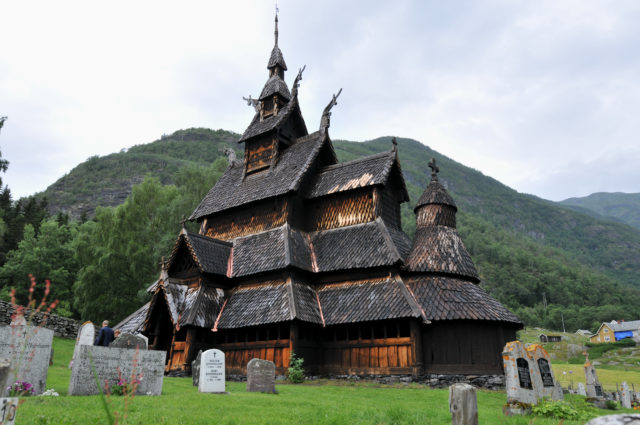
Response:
[94,320,115,346]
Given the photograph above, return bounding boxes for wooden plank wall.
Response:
[308,189,375,231]
[217,341,290,374]
[320,337,412,375]
[206,198,288,241]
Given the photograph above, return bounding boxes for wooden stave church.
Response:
[117,16,522,377]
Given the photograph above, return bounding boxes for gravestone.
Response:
[585,414,640,425]
[0,358,10,397]
[70,321,94,369]
[192,350,202,387]
[0,397,19,425]
[585,359,604,399]
[0,325,54,395]
[111,332,148,350]
[527,344,563,401]
[503,341,539,413]
[577,382,587,396]
[246,358,277,393]
[198,349,226,393]
[621,382,632,409]
[68,345,165,395]
[449,383,478,425]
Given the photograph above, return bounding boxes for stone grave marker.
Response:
[0,325,54,395]
[585,414,640,425]
[0,358,11,397]
[577,382,587,396]
[198,349,226,393]
[503,341,539,414]
[192,350,202,387]
[0,397,19,425]
[246,358,277,393]
[70,321,94,369]
[527,344,563,401]
[68,345,165,395]
[621,382,632,409]
[111,332,148,350]
[585,357,604,399]
[449,383,478,425]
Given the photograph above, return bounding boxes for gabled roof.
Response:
[259,74,291,101]
[216,281,292,328]
[404,226,479,281]
[317,276,420,325]
[238,95,301,143]
[306,151,408,201]
[609,320,640,332]
[168,231,231,276]
[190,130,326,219]
[406,275,522,324]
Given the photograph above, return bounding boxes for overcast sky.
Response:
[1,0,639,202]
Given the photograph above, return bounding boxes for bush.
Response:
[532,398,596,422]
[606,400,619,410]
[585,339,636,359]
[568,355,586,364]
[287,352,305,384]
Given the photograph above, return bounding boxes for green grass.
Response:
[13,337,637,424]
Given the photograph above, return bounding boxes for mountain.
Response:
[37,128,640,331]
[560,192,640,230]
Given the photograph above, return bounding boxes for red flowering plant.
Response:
[97,346,144,425]
[8,274,58,394]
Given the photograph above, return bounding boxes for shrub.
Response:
[531,398,596,422]
[568,355,586,364]
[606,400,619,410]
[287,352,305,384]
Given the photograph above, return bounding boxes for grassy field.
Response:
[12,337,637,424]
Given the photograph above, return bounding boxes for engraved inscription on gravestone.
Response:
[537,359,554,387]
[0,397,18,425]
[595,385,603,397]
[246,358,277,393]
[517,358,532,389]
[198,349,225,393]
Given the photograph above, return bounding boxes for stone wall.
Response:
[0,299,83,339]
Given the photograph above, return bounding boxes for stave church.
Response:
[117,14,522,377]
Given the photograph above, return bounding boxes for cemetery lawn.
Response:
[14,337,634,425]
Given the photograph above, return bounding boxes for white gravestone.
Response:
[577,382,587,396]
[621,382,632,409]
[70,321,94,369]
[198,349,226,393]
[449,383,478,425]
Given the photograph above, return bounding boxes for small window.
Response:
[604,328,609,333]
[604,336,610,342]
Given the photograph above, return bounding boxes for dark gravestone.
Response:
[538,358,554,387]
[246,358,277,394]
[111,333,147,350]
[517,358,532,389]
[192,350,202,387]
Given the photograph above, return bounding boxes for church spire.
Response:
[274,10,279,46]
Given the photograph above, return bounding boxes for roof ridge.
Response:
[187,231,232,246]
[375,217,402,263]
[316,150,394,173]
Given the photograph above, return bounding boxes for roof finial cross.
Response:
[274,3,279,46]
[180,215,187,228]
[428,157,439,181]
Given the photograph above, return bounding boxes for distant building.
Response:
[590,320,640,343]
[575,329,591,337]
[538,333,562,343]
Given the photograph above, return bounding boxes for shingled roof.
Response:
[404,226,479,281]
[238,94,301,143]
[415,180,457,212]
[306,151,408,201]
[169,231,231,276]
[267,44,287,70]
[216,281,291,328]
[179,284,225,328]
[259,74,291,101]
[317,276,420,325]
[406,276,522,324]
[115,302,150,334]
[191,130,326,219]
[312,219,404,272]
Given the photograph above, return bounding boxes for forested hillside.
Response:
[560,192,640,230]
[3,127,638,331]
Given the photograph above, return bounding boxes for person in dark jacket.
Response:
[94,320,115,346]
